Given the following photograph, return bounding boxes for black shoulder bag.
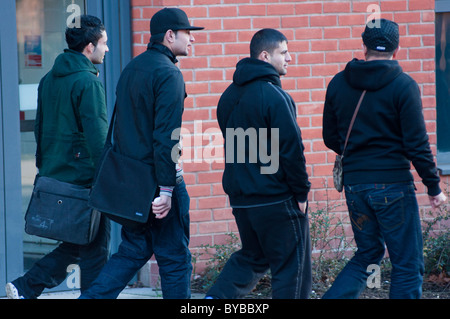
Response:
[88,105,158,229]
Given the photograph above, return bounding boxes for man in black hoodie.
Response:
[206,29,311,299]
[322,19,446,299]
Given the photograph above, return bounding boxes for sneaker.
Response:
[5,283,24,299]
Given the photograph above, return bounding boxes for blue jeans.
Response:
[323,182,424,299]
[80,179,191,299]
[12,216,110,299]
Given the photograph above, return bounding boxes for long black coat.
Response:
[112,43,185,187]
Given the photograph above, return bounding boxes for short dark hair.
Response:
[250,29,288,59]
[366,48,395,59]
[150,30,179,44]
[65,15,105,53]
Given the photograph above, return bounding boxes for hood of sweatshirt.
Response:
[233,57,282,87]
[344,58,403,91]
[51,49,99,78]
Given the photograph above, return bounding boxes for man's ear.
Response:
[392,46,400,59]
[258,50,270,63]
[83,42,95,56]
[164,29,176,44]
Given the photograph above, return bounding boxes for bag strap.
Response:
[104,104,117,148]
[342,90,367,157]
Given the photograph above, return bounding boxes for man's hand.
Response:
[298,201,307,214]
[152,195,172,219]
[429,192,447,211]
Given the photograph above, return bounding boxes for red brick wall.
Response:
[131,0,440,281]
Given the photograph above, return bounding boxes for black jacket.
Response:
[323,58,441,196]
[217,58,310,207]
[112,43,185,187]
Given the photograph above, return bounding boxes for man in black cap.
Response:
[79,7,203,299]
[322,18,446,299]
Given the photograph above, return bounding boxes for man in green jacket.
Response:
[6,15,110,299]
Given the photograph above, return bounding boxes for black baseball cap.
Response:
[362,18,399,52]
[150,8,204,43]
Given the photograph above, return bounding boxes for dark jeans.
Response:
[323,182,424,299]
[207,198,312,299]
[79,179,191,299]
[12,216,110,299]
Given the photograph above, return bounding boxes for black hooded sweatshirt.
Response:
[217,58,311,208]
[323,58,441,196]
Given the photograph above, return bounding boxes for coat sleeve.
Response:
[152,69,185,187]
[322,85,342,155]
[267,84,311,203]
[398,79,441,196]
[76,80,108,168]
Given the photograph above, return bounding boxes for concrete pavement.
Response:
[1,287,206,299]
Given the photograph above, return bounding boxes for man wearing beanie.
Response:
[322,19,446,299]
[79,8,203,299]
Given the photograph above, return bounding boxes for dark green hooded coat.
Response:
[35,49,108,187]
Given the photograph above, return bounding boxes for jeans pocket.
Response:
[369,191,405,231]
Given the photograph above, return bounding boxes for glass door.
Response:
[16,0,86,272]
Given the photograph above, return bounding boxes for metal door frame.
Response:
[0,0,131,296]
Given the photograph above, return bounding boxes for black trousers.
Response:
[207,198,311,299]
[12,216,110,299]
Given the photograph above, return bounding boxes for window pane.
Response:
[436,13,450,152]
[16,0,85,271]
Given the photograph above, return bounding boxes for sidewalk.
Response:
[1,287,206,299]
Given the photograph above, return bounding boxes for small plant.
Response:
[309,184,353,287]
[422,203,450,279]
[197,232,242,291]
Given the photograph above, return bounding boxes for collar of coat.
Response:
[147,42,178,64]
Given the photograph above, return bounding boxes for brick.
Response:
[198,220,228,233]
[338,14,366,27]
[268,4,295,16]
[209,6,238,18]
[238,5,266,16]
[409,48,434,60]
[210,56,239,68]
[294,3,322,15]
[409,0,434,11]
[194,44,223,56]
[186,82,209,95]
[213,208,233,220]
[281,16,309,28]
[380,0,407,12]
[209,31,238,43]
[312,64,340,77]
[179,57,208,69]
[295,28,322,40]
[310,15,337,27]
[409,24,434,36]
[323,2,351,13]
[198,171,223,184]
[225,43,249,55]
[190,210,213,222]
[253,17,281,29]
[394,12,421,23]
[324,27,350,39]
[182,108,210,121]
[195,70,224,81]
[223,18,251,30]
